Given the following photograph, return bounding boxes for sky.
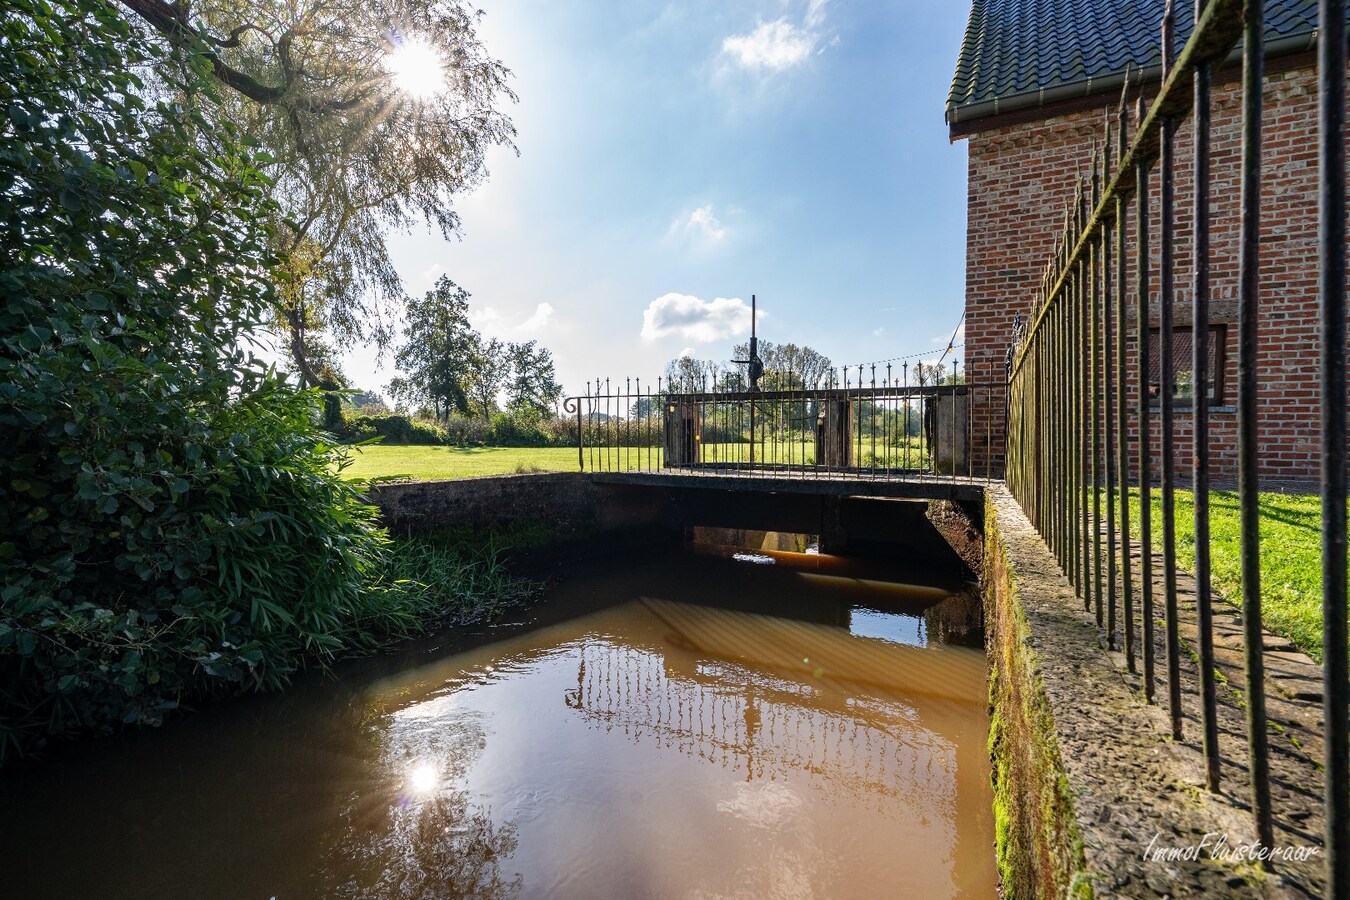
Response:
[339,0,972,399]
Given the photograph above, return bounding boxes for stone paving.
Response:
[986,485,1330,898]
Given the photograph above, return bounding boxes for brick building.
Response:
[948,0,1336,483]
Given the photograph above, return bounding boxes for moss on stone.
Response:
[983,493,1093,899]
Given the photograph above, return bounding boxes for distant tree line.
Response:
[663,341,835,393]
[321,276,566,447]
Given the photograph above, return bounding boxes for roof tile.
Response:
[947,0,1318,116]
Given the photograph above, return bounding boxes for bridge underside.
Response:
[590,469,987,504]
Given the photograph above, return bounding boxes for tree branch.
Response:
[116,0,290,104]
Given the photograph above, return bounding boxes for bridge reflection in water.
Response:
[565,598,980,818]
[355,551,996,899]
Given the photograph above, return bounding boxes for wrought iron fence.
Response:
[561,360,1002,482]
[1004,0,1345,888]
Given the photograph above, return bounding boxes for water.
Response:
[1,544,995,899]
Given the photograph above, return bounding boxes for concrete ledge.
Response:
[364,473,681,551]
[982,485,1289,898]
[366,473,598,535]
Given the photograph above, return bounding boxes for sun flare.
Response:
[407,760,439,795]
[386,37,447,100]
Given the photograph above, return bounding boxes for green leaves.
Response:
[0,0,398,765]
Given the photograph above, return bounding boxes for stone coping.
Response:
[985,484,1328,897]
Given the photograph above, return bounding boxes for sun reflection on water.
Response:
[406,761,439,796]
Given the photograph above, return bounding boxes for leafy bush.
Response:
[443,413,493,447]
[0,0,492,763]
[488,407,551,447]
[341,414,448,445]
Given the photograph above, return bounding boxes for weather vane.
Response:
[732,294,764,392]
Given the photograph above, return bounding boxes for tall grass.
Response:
[370,538,539,632]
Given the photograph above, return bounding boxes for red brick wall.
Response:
[963,64,1342,486]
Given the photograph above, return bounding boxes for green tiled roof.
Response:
[947,0,1319,124]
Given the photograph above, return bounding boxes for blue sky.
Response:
[345,0,972,397]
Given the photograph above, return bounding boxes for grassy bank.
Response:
[344,445,583,482]
[1127,488,1340,663]
[371,532,540,631]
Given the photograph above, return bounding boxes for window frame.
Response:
[1145,324,1228,408]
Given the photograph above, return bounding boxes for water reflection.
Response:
[321,709,522,899]
[0,546,994,899]
[355,588,993,898]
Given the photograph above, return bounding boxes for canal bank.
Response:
[982,484,1330,898]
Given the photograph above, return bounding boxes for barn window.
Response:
[1147,325,1227,407]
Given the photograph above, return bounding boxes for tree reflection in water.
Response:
[323,713,522,899]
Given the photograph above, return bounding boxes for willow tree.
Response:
[117,0,517,385]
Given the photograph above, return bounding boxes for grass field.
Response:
[342,445,585,482]
[341,439,934,483]
[1128,488,1341,663]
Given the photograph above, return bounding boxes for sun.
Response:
[386,37,447,100]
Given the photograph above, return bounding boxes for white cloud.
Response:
[722,19,815,72]
[641,293,756,344]
[474,306,505,331]
[805,0,830,29]
[519,302,555,332]
[931,322,966,348]
[473,302,555,336]
[420,263,444,287]
[721,1,836,74]
[686,206,728,241]
[670,205,730,245]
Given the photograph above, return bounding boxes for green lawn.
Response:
[341,438,935,483]
[341,445,586,482]
[1127,488,1342,663]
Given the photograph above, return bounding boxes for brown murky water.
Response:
[1,545,996,899]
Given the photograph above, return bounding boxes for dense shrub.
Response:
[341,414,448,445]
[336,409,580,449]
[488,407,551,447]
[442,413,492,446]
[0,0,506,762]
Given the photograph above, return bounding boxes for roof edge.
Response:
[945,30,1319,130]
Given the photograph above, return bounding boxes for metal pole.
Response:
[1238,0,1273,851]
[1192,15,1221,791]
[1103,123,1119,650]
[1136,141,1157,704]
[1117,97,1136,674]
[1159,83,1184,738]
[1092,151,1105,629]
[1318,0,1348,888]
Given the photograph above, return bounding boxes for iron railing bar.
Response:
[1103,121,1118,649]
[1159,0,1184,739]
[1117,92,1136,673]
[1161,108,1184,741]
[1136,146,1157,704]
[1238,0,1274,852]
[1092,149,1106,628]
[1319,0,1349,889]
[1063,267,1073,574]
[1192,30,1221,791]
